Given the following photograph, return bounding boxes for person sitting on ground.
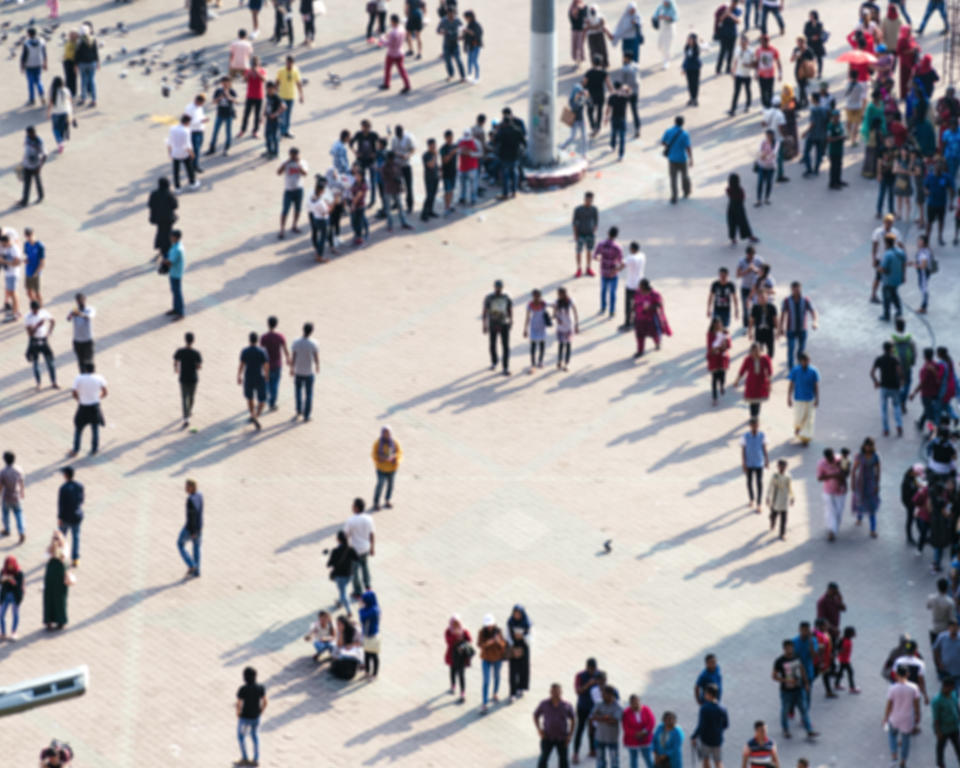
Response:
[304,610,336,662]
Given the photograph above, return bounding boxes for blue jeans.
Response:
[756,167,774,202]
[610,118,626,159]
[918,0,948,33]
[78,62,96,102]
[627,746,654,768]
[877,177,895,216]
[786,329,807,370]
[209,114,233,152]
[459,168,477,205]
[374,470,395,506]
[881,387,903,432]
[26,67,43,101]
[295,374,314,418]
[467,46,480,79]
[596,742,620,768]
[743,0,760,28]
[281,98,294,134]
[713,306,731,329]
[334,575,351,612]
[481,659,501,705]
[888,726,912,762]
[443,46,465,78]
[190,130,204,171]
[779,688,812,733]
[73,421,99,453]
[169,276,183,316]
[385,193,410,228]
[0,592,18,636]
[282,188,303,219]
[52,113,68,145]
[267,368,281,408]
[802,137,824,174]
[237,717,260,763]
[2,503,24,536]
[899,368,912,409]
[58,521,81,561]
[265,120,279,155]
[601,275,618,314]
[560,119,588,156]
[313,639,334,655]
[351,553,371,595]
[762,4,785,34]
[881,284,902,320]
[177,525,201,573]
[501,161,518,197]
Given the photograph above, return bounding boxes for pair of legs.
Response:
[240,98,262,135]
[442,47,465,79]
[609,119,626,159]
[779,688,814,735]
[373,470,395,508]
[208,114,233,154]
[244,380,266,427]
[351,553,371,596]
[710,369,726,401]
[280,188,303,235]
[887,726,912,766]
[785,330,807,370]
[802,137,824,175]
[28,340,56,387]
[294,374,314,419]
[20,168,43,206]
[730,76,752,113]
[488,323,510,373]
[180,381,196,421]
[449,656,466,696]
[823,492,844,539]
[668,161,691,203]
[0,591,19,637]
[1,503,24,538]
[350,207,370,242]
[237,717,260,765]
[177,526,201,574]
[756,167,774,204]
[880,386,903,434]
[600,276,618,315]
[917,0,948,34]
[72,419,99,455]
[459,168,478,205]
[745,466,763,507]
[538,738,571,768]
[364,650,379,675]
[880,285,902,321]
[309,214,327,260]
[557,337,572,369]
[770,507,787,537]
[481,659,502,706]
[169,276,184,317]
[58,521,81,562]
[529,340,545,368]
[382,54,411,90]
[266,368,281,409]
[171,157,196,189]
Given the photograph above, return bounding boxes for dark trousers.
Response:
[685,68,700,102]
[587,93,604,131]
[171,157,196,189]
[936,731,960,767]
[364,651,379,675]
[309,214,327,257]
[881,284,902,320]
[905,503,916,544]
[740,287,751,327]
[294,374,314,418]
[728,205,754,240]
[488,324,510,371]
[180,381,196,419]
[303,11,315,40]
[797,76,809,108]
[538,739,570,768]
[770,508,787,537]
[422,174,438,217]
[21,167,43,205]
[761,4,785,34]
[190,130,204,171]
[756,329,774,359]
[623,287,636,327]
[711,369,726,399]
[64,60,77,96]
[834,662,855,688]
[265,120,279,156]
[449,655,466,692]
[241,98,262,134]
[401,164,413,211]
[829,151,843,187]
[759,76,775,107]
[716,37,735,73]
[73,339,94,367]
[627,93,640,132]
[731,76,752,112]
[508,640,530,696]
[29,340,56,385]
[366,9,386,38]
[746,466,763,503]
[802,137,825,174]
[155,220,173,256]
[668,161,691,202]
[574,704,594,756]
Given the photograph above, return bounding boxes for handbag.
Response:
[753,161,761,173]
[363,635,381,653]
[929,254,940,274]
[561,105,576,126]
[456,640,475,659]
[799,59,816,80]
[65,570,77,587]
[543,308,553,327]
[651,15,660,30]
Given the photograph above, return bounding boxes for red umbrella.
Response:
[837,50,878,65]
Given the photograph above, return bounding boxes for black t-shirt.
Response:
[237,683,265,719]
[351,130,380,165]
[874,354,901,389]
[484,291,512,327]
[711,281,736,309]
[570,5,587,30]
[240,345,268,383]
[497,123,525,162]
[930,439,957,465]
[265,93,282,122]
[773,654,804,691]
[422,149,438,181]
[751,303,777,334]
[608,94,628,122]
[585,68,607,97]
[213,86,237,117]
[439,143,458,179]
[174,347,202,384]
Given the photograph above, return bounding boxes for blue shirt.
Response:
[661,125,691,163]
[330,140,350,174]
[741,430,766,468]
[925,172,954,208]
[166,241,184,279]
[881,247,906,287]
[792,632,818,680]
[695,666,723,701]
[23,240,44,277]
[944,128,960,159]
[652,725,684,768]
[789,364,820,401]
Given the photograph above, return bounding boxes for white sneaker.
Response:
[190,181,201,190]
[251,28,260,39]
[174,187,183,195]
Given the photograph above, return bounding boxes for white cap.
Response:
[482,613,495,627]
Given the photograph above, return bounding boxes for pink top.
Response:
[817,458,844,495]
[229,39,253,70]
[384,27,406,57]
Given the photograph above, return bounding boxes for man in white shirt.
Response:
[729,35,756,116]
[183,94,208,173]
[0,233,22,320]
[67,292,95,368]
[24,299,57,389]
[290,322,320,421]
[167,114,199,192]
[620,241,646,331]
[344,497,375,600]
[390,125,416,213]
[870,214,902,304]
[70,363,108,456]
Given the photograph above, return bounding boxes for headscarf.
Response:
[612,2,639,44]
[916,54,933,75]
[376,425,396,461]
[48,530,66,559]
[2,556,19,574]
[448,614,462,632]
[887,3,899,20]
[507,604,531,637]
[587,5,604,25]
[780,83,795,110]
[359,590,380,637]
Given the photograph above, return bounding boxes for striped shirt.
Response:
[593,239,624,279]
[745,737,776,766]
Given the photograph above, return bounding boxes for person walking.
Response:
[478,614,507,713]
[779,282,816,370]
[275,55,304,138]
[327,531,358,614]
[918,0,949,34]
[729,34,755,115]
[773,639,817,739]
[817,451,846,541]
[569,0,588,68]
[787,352,819,445]
[463,10,483,82]
[572,191,599,278]
[166,115,199,192]
[161,229,185,320]
[260,316,291,412]
[184,94,208,174]
[482,279,513,375]
[70,363,106,457]
[652,0,678,70]
[438,7,466,82]
[740,418,768,513]
[20,27,48,107]
[621,242,645,330]
[345,497,375,599]
[611,3,642,66]
[714,1,740,75]
[236,667,267,767]
[755,129,777,206]
[67,293,95,369]
[237,56,266,140]
[892,318,917,413]
[19,126,46,207]
[445,615,473,703]
[584,56,611,136]
[177,479,203,577]
[632,279,671,358]
[932,677,960,768]
[24,300,57,391]
[43,530,69,630]
[914,235,933,313]
[0,453,26,544]
[681,33,701,107]
[604,82,632,160]
[290,322,319,422]
[62,29,78,98]
[46,76,72,153]
[148,177,178,262]
[883,665,921,768]
[379,14,412,93]
[74,24,99,108]
[661,116,692,204]
[850,438,881,537]
[173,332,202,428]
[371,426,402,510]
[56,466,83,567]
[707,318,731,406]
[0,556,24,640]
[237,332,269,430]
[878,233,907,322]
[872,341,904,437]
[507,605,532,700]
[593,227,624,319]
[405,0,424,58]
[726,173,757,245]
[277,147,308,238]
[690,683,728,768]
[766,458,794,539]
[734,343,772,417]
[741,721,780,768]
[534,683,576,768]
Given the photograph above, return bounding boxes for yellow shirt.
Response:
[276,66,301,101]
[63,40,76,62]
[372,440,402,473]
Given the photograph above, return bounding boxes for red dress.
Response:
[738,354,772,402]
[706,331,730,372]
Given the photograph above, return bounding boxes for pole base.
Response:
[522,156,588,190]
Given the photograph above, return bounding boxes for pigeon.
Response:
[325,73,341,87]
[143,67,151,75]
[119,69,127,78]
[603,539,612,553]
[120,45,127,54]
[161,85,170,97]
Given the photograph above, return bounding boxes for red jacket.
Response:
[622,705,656,747]
[444,628,472,666]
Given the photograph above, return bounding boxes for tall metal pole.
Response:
[528,0,557,167]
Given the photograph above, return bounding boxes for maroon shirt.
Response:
[535,697,575,741]
[259,331,286,371]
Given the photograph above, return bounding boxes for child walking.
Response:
[833,626,860,693]
[766,458,794,540]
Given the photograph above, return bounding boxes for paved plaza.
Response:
[1,0,959,765]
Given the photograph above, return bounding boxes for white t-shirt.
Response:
[25,309,52,339]
[886,681,920,732]
[892,655,925,680]
[307,194,329,219]
[872,226,902,246]
[184,102,205,132]
[761,108,786,133]
[2,245,22,278]
[845,80,868,111]
[732,48,755,78]
[344,513,375,555]
[624,252,646,290]
[291,336,318,376]
[70,306,95,342]
[391,133,416,165]
[167,124,192,160]
[282,159,308,191]
[72,373,107,405]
